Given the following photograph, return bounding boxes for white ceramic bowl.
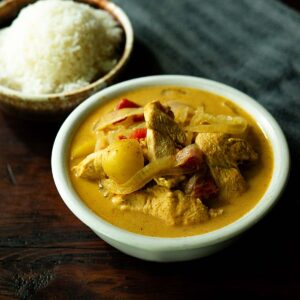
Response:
[51,75,289,262]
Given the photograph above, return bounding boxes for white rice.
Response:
[0,0,123,95]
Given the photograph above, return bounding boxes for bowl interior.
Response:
[52,75,290,251]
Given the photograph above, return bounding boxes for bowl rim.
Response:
[0,0,134,101]
[51,75,290,251]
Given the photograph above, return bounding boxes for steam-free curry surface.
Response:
[69,86,273,237]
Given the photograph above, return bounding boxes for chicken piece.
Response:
[196,133,257,200]
[72,151,103,180]
[154,175,186,189]
[112,186,209,225]
[210,167,247,201]
[195,133,257,167]
[227,137,258,165]
[144,101,186,160]
[209,208,223,218]
[146,130,176,159]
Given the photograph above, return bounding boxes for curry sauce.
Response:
[69,86,273,237]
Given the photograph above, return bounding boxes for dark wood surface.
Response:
[1,1,300,299]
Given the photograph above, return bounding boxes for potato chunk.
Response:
[102,139,144,184]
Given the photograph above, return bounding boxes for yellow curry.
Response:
[69,86,273,237]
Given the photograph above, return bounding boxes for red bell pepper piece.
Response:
[115,98,140,110]
[132,115,145,122]
[128,128,147,140]
[118,135,127,140]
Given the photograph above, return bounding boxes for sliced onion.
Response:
[106,127,131,144]
[185,122,247,134]
[93,107,144,131]
[167,101,195,124]
[105,122,146,144]
[187,108,247,134]
[101,144,206,194]
[101,156,176,195]
[95,130,108,151]
[159,167,195,176]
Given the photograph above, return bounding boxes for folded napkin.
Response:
[116,0,300,168]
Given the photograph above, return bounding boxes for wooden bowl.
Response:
[0,0,134,121]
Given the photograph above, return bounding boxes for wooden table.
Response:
[1,2,300,299]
